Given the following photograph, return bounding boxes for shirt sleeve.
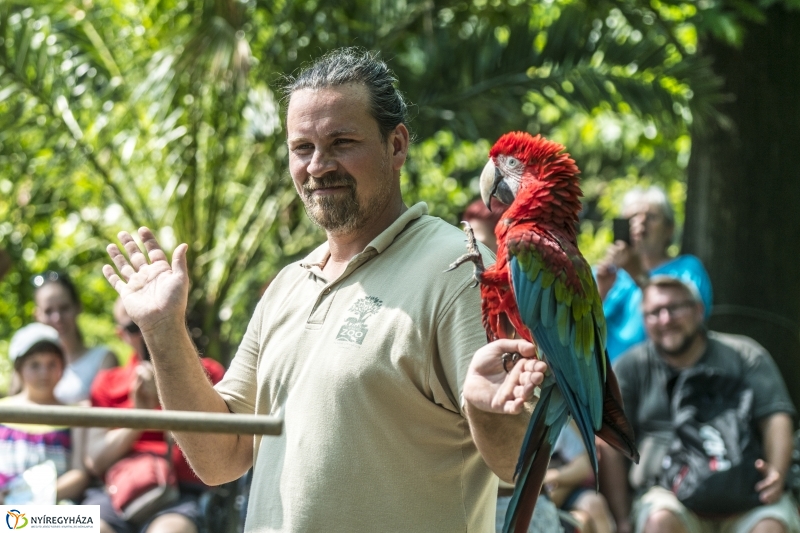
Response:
[214,297,265,415]
[740,341,797,420]
[602,270,635,314]
[429,277,488,417]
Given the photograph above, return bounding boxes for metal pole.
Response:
[0,405,282,435]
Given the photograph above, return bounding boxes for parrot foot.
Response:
[444,221,485,287]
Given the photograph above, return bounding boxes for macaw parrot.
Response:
[450,132,639,533]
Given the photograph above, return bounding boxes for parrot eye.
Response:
[506,157,520,168]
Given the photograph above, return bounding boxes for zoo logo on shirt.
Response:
[336,296,383,345]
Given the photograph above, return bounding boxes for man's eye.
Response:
[334,138,354,145]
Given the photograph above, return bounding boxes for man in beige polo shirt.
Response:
[103,47,547,532]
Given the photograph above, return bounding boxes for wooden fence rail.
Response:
[0,404,282,435]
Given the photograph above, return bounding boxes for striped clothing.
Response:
[0,397,71,489]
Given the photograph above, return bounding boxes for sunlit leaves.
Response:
[2,0,789,382]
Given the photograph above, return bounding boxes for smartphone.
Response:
[612,217,631,244]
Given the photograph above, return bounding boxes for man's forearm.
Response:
[465,400,532,483]
[145,319,253,485]
[761,413,793,477]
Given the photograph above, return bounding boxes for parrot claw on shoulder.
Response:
[444,221,485,286]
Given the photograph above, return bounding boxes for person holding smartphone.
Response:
[594,186,713,361]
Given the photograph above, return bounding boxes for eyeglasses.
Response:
[644,301,696,322]
[31,271,63,288]
[122,322,141,334]
[642,212,663,223]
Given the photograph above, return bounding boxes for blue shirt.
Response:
[602,255,713,362]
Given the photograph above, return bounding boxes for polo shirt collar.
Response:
[299,202,428,272]
[366,202,428,253]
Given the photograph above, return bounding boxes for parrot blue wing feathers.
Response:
[539,284,555,328]
[533,324,600,475]
[509,251,605,499]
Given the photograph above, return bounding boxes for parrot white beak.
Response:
[480,159,500,210]
[480,159,515,209]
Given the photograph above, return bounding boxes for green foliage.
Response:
[3,0,780,385]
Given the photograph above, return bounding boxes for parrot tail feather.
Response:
[503,386,561,533]
[597,363,639,464]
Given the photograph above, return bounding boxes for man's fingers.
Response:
[496,355,545,405]
[512,382,536,401]
[758,485,781,504]
[503,398,525,415]
[492,339,537,359]
[171,243,189,280]
[102,264,125,293]
[119,231,150,270]
[107,243,136,281]
[139,227,169,264]
[521,358,547,374]
[495,361,523,405]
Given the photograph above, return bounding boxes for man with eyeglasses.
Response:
[599,276,799,533]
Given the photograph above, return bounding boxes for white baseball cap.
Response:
[9,323,63,362]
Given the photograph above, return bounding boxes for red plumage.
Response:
[480,133,583,342]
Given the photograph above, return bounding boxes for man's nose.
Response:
[656,308,677,323]
[307,149,337,178]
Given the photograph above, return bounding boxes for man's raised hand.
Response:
[103,227,189,334]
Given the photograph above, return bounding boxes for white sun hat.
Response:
[9,323,62,362]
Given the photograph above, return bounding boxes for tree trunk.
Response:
[683,6,800,409]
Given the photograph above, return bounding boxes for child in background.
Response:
[0,323,89,504]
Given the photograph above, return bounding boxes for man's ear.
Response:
[390,123,409,170]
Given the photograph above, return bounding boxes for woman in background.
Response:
[32,271,117,403]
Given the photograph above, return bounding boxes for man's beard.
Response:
[656,325,703,357]
[300,158,393,235]
[301,171,362,233]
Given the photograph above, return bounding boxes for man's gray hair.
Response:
[622,186,675,226]
[283,47,410,142]
[644,275,702,303]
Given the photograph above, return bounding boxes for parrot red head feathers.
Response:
[480,131,582,235]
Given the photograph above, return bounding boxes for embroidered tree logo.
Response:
[336,296,383,345]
